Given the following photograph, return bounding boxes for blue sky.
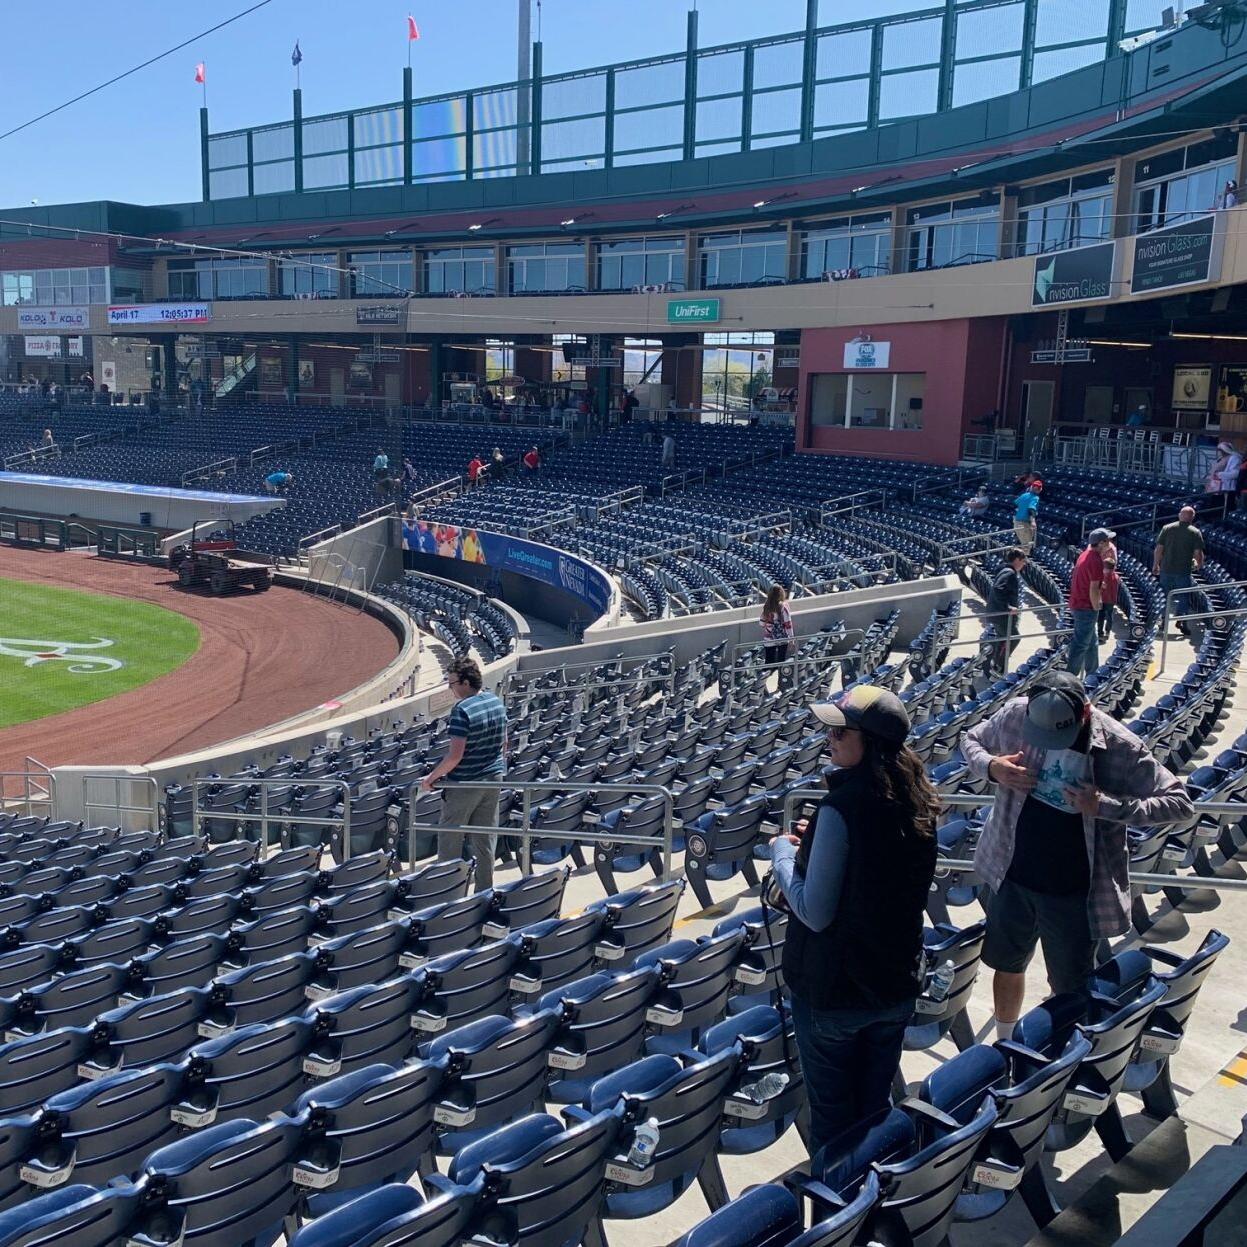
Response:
[0,0,922,209]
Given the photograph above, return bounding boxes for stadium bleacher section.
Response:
[4,402,1247,1243]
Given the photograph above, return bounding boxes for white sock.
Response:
[995,1019,1016,1041]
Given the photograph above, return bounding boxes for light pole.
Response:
[517,0,532,173]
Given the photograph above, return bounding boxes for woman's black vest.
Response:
[781,763,937,1011]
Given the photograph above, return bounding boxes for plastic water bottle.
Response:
[742,1071,791,1104]
[928,960,956,1004]
[627,1118,661,1168]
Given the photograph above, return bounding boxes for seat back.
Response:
[641,929,748,1041]
[285,1182,478,1247]
[310,920,411,997]
[136,1118,303,1247]
[0,1027,92,1111]
[486,869,568,936]
[290,1059,444,1197]
[450,1108,622,1247]
[395,859,473,910]
[34,1063,184,1187]
[412,941,520,1038]
[408,890,494,963]
[303,976,422,1076]
[588,879,684,967]
[0,1182,143,1247]
[876,1099,998,1247]
[92,987,211,1072]
[512,911,607,997]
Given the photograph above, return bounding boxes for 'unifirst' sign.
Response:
[667,298,721,324]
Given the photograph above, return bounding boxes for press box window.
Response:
[809,372,925,430]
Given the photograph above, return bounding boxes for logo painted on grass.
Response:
[0,637,122,674]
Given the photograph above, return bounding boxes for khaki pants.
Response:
[438,784,500,891]
[1013,520,1036,552]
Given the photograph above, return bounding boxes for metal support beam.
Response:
[742,44,755,153]
[937,0,958,112]
[1020,0,1038,88]
[517,0,532,173]
[530,41,543,176]
[1107,0,1129,52]
[683,9,699,162]
[293,87,304,194]
[867,24,884,130]
[799,0,818,144]
[200,107,211,202]
[402,67,413,185]
[604,67,616,169]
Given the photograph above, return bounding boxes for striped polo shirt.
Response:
[447,689,507,780]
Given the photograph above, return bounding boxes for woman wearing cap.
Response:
[769,685,938,1154]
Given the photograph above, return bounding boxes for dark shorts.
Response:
[982,878,1095,996]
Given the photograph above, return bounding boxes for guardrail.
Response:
[81,774,159,831]
[723,635,866,714]
[97,525,161,559]
[181,456,238,486]
[818,490,891,524]
[0,770,54,818]
[191,777,352,855]
[780,787,1247,894]
[404,779,674,877]
[1157,582,1247,673]
[3,443,61,470]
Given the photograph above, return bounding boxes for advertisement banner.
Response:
[355,304,405,326]
[667,298,721,325]
[1032,241,1116,307]
[842,340,891,369]
[1131,216,1221,295]
[23,336,61,358]
[16,307,89,331]
[1172,366,1212,411]
[107,302,212,325]
[401,520,613,618]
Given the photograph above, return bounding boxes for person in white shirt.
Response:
[1209,440,1242,495]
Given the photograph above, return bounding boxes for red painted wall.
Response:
[796,319,1006,466]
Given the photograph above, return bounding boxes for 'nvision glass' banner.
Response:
[1032,241,1116,307]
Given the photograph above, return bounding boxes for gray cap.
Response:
[1023,672,1090,751]
[1087,527,1116,545]
[811,685,911,748]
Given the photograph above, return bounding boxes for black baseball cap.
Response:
[811,685,911,748]
[1023,671,1090,750]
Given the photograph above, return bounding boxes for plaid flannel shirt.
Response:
[963,698,1193,938]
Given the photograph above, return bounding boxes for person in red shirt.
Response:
[1067,527,1115,676]
[522,446,540,474]
[1097,545,1120,644]
[467,455,483,488]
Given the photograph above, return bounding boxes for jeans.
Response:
[986,611,1019,674]
[438,783,500,891]
[1160,572,1193,628]
[1097,603,1115,641]
[1067,608,1100,677]
[789,994,912,1156]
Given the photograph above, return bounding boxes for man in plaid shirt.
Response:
[963,671,1192,1040]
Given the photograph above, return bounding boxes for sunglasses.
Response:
[828,725,860,740]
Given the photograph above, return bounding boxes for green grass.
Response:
[0,578,200,729]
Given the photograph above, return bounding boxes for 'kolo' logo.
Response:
[0,637,122,674]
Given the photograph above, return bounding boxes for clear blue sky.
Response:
[0,0,921,210]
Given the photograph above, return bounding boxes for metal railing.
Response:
[404,779,674,877]
[0,770,55,819]
[819,491,891,524]
[923,624,1073,676]
[181,456,238,486]
[780,788,1247,894]
[504,651,674,695]
[81,774,160,832]
[191,777,352,855]
[933,530,1020,568]
[1156,583,1247,673]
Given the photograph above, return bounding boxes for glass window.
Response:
[1134,138,1238,233]
[424,246,495,294]
[907,200,999,270]
[279,252,338,297]
[598,236,685,289]
[699,230,788,287]
[802,215,891,278]
[166,258,268,300]
[2,266,114,305]
[506,243,586,293]
[349,250,414,296]
[810,374,848,427]
[848,373,893,428]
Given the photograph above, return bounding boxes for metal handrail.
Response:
[0,771,55,818]
[505,650,674,690]
[405,779,674,876]
[780,788,1247,892]
[191,777,352,856]
[81,774,159,831]
[182,456,238,486]
[1156,588,1247,674]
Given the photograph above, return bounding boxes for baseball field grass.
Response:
[0,578,200,728]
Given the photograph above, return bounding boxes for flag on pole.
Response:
[194,62,206,84]
[407,15,420,40]
[291,41,302,67]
